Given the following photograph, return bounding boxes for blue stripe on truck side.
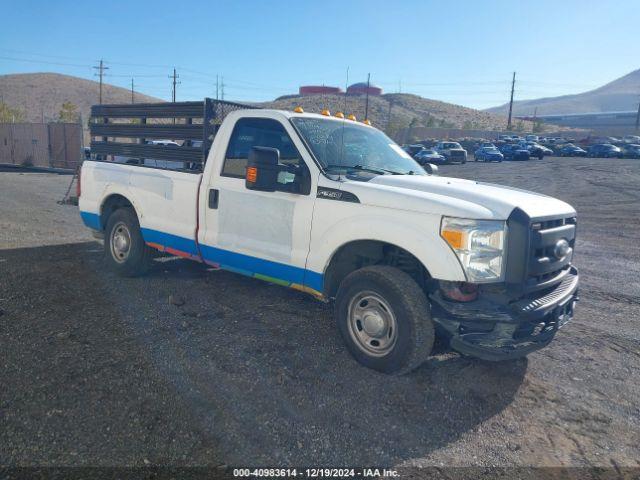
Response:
[140,228,200,257]
[79,210,324,293]
[80,211,102,230]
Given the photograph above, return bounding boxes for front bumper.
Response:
[429,267,579,361]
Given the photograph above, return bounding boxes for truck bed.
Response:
[79,161,202,259]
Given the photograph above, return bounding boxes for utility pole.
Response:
[364,73,371,121]
[343,66,349,114]
[216,75,219,100]
[507,71,516,131]
[220,76,225,101]
[131,78,135,104]
[169,68,180,102]
[93,59,109,104]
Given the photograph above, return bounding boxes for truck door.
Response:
[199,116,320,292]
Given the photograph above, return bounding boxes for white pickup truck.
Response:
[79,100,579,374]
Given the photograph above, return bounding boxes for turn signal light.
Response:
[246,166,258,183]
[347,114,357,121]
[321,109,331,116]
[335,112,345,118]
[363,119,371,126]
[293,106,304,113]
[441,229,464,249]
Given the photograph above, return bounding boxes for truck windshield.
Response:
[291,117,424,175]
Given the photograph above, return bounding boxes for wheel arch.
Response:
[100,193,138,230]
[322,239,433,298]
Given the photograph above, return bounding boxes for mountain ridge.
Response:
[486,68,640,116]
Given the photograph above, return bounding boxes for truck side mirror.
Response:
[423,163,438,175]
[246,146,282,192]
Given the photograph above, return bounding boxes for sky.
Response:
[1,0,638,110]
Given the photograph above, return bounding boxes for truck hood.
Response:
[343,174,576,220]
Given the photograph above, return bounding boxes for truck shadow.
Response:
[1,242,527,466]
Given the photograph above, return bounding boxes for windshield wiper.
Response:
[324,164,387,175]
[324,164,414,176]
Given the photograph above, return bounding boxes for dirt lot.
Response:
[1,158,639,472]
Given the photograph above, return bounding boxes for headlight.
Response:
[440,217,507,283]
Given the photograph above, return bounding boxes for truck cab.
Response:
[79,100,579,374]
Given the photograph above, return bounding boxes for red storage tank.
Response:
[299,85,342,96]
[346,82,382,96]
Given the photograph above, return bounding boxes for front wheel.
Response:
[104,208,153,277]
[335,266,435,374]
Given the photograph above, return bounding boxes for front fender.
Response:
[306,204,466,283]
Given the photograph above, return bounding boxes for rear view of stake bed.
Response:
[79,100,579,374]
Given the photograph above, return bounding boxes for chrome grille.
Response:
[526,216,576,291]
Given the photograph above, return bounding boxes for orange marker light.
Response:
[363,119,372,126]
[246,166,258,183]
[293,106,304,113]
[335,112,345,119]
[442,230,464,249]
[321,109,331,116]
[347,114,357,121]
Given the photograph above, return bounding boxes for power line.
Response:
[0,55,91,68]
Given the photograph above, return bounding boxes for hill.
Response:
[486,68,640,116]
[262,92,531,133]
[1,72,531,134]
[0,73,162,124]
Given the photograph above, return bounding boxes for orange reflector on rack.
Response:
[246,166,258,183]
[321,109,331,116]
[347,114,356,121]
[363,119,371,126]
[335,112,344,118]
[293,106,304,113]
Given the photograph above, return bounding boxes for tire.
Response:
[104,208,153,277]
[335,265,435,375]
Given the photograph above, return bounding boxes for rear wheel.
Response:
[104,208,153,277]
[335,266,434,374]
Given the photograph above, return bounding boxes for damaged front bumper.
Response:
[429,267,579,361]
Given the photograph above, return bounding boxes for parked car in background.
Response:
[474,146,504,162]
[525,134,539,142]
[622,144,640,159]
[521,142,553,159]
[587,144,623,158]
[434,141,467,164]
[557,143,587,157]
[403,144,426,158]
[623,135,640,144]
[499,143,530,161]
[414,148,447,165]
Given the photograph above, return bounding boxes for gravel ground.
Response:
[0,158,639,472]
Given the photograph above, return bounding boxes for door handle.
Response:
[208,189,219,209]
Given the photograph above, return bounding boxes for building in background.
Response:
[518,111,638,136]
[299,85,342,96]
